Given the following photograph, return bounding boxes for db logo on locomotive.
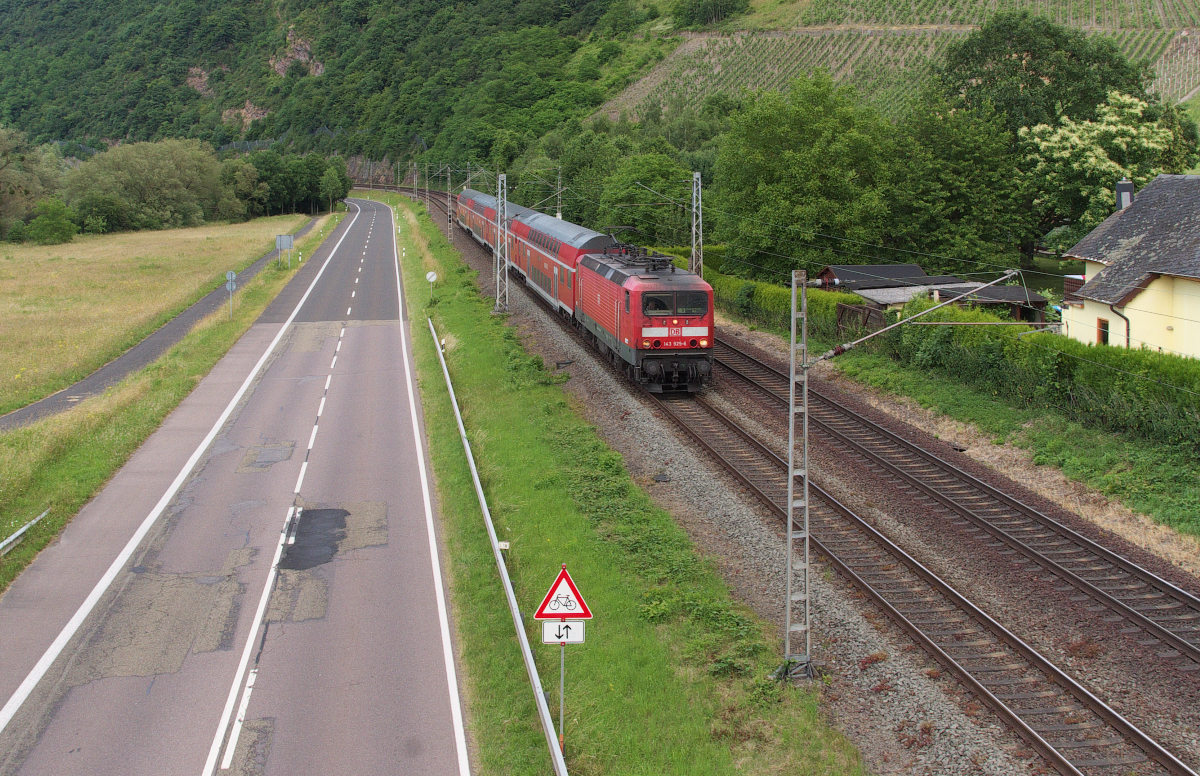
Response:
[669,327,682,337]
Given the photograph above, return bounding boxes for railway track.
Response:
[649,390,1194,776]
[713,338,1200,669]
[377,185,1198,774]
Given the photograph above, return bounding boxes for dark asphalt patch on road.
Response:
[279,509,348,571]
[0,217,319,432]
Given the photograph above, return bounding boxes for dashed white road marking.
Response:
[351,291,355,298]
[324,375,331,390]
[317,397,325,417]
[294,462,308,493]
[346,307,352,316]
[330,356,337,369]
[307,425,318,450]
[336,340,342,352]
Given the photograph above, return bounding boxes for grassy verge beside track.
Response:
[385,192,863,775]
[0,212,342,593]
[0,214,310,415]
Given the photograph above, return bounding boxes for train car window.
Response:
[676,290,708,316]
[625,290,630,313]
[567,271,572,289]
[643,292,673,315]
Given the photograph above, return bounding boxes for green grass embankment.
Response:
[386,192,863,775]
[0,213,343,592]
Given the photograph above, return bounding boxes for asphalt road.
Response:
[0,199,470,776]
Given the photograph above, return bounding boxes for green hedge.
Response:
[658,249,864,339]
[888,299,1200,449]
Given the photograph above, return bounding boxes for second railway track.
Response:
[713,338,1200,669]
[650,390,1194,776]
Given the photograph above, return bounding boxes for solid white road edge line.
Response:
[388,199,471,775]
[0,204,362,742]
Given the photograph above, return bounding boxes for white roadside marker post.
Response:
[225,271,236,320]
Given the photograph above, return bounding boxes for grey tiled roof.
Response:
[1065,174,1200,305]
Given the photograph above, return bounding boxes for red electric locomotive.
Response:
[456,189,714,392]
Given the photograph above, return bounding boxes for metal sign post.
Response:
[426,270,437,301]
[783,269,812,679]
[534,565,592,755]
[690,172,703,277]
[276,235,294,269]
[493,173,509,312]
[225,271,237,320]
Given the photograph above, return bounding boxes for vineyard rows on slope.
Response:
[603,27,1193,121]
[794,0,1200,29]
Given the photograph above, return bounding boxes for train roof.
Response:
[459,188,533,220]
[579,252,709,289]
[515,210,613,252]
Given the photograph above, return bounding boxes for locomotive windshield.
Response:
[643,293,673,315]
[677,290,708,316]
[642,291,709,316]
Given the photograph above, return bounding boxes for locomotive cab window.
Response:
[625,290,630,313]
[677,290,708,316]
[643,292,673,315]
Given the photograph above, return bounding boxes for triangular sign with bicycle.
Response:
[533,564,592,620]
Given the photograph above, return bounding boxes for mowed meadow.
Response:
[0,214,308,415]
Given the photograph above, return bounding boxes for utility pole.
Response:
[556,166,563,220]
[690,171,703,277]
[784,269,811,680]
[494,173,509,313]
[446,165,453,243]
[424,163,429,209]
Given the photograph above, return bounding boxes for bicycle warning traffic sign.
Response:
[533,565,592,620]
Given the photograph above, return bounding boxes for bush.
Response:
[673,0,749,25]
[26,199,78,245]
[886,299,1200,449]
[6,221,27,243]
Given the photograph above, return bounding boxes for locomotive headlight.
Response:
[641,339,651,349]
[699,338,709,347]
[672,318,679,325]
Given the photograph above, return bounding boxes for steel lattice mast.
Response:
[784,269,812,679]
[690,172,703,276]
[494,173,509,312]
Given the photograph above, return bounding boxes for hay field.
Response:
[0,215,307,414]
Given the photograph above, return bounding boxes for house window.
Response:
[1097,318,1110,345]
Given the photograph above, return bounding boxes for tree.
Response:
[938,11,1152,137]
[26,199,77,244]
[713,72,892,278]
[596,154,691,245]
[64,138,221,229]
[320,167,343,212]
[885,95,1030,273]
[1021,91,1174,252]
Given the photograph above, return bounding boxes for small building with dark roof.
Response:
[817,264,970,311]
[1062,174,1200,356]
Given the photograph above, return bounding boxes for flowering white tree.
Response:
[1020,91,1172,251]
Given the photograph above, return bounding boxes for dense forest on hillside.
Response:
[0,0,648,160]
